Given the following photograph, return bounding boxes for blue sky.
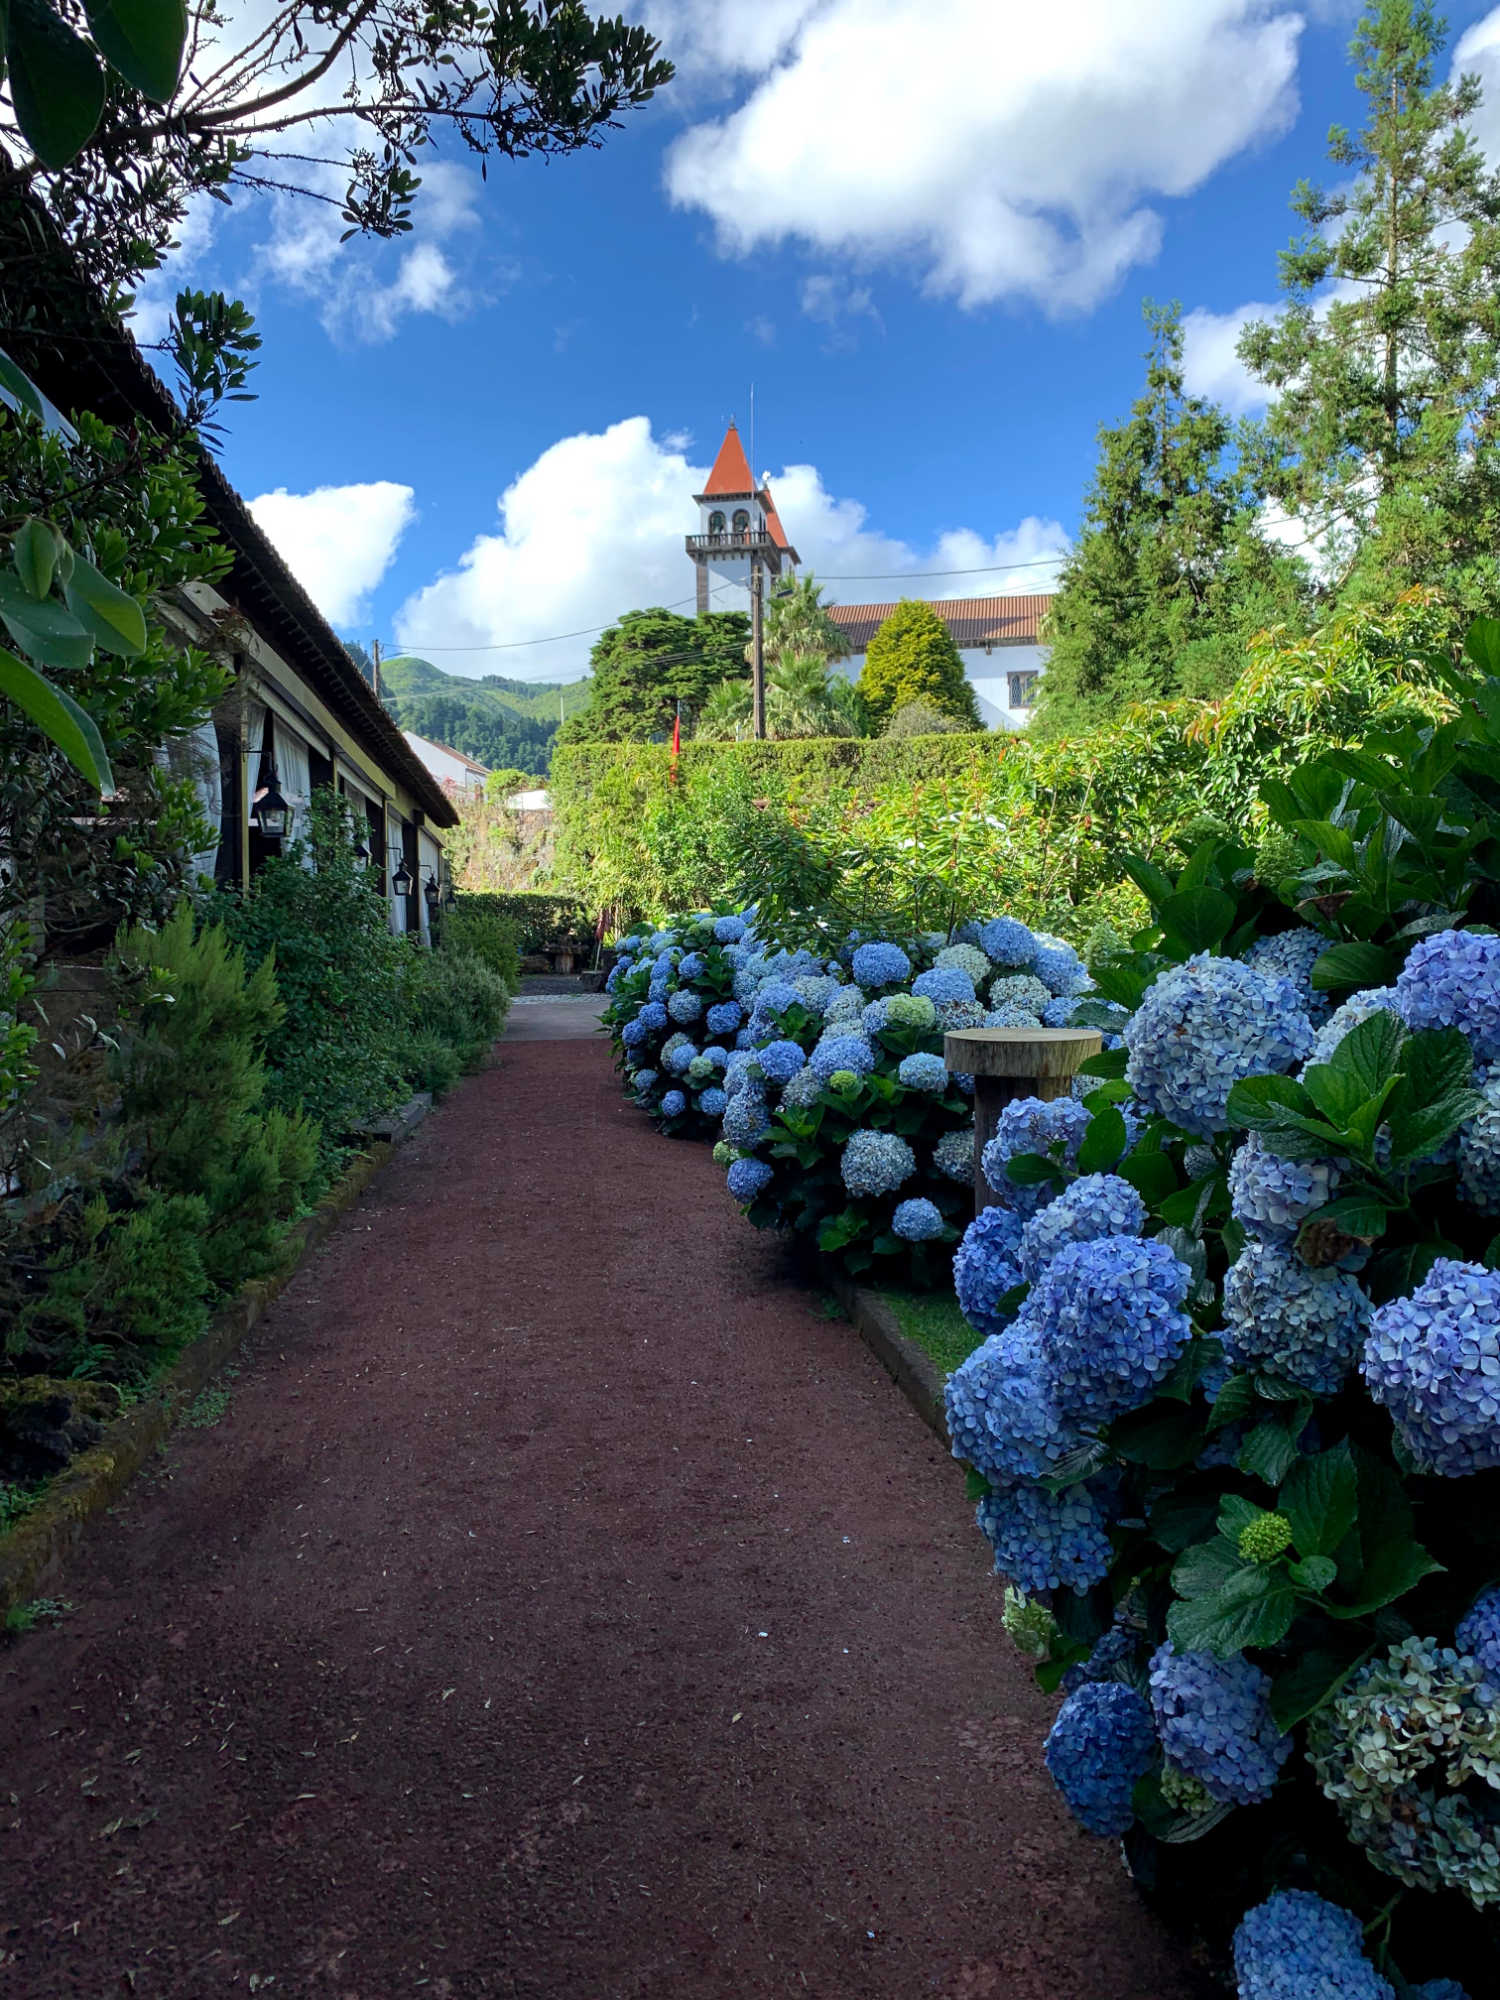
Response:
[137,1,1500,681]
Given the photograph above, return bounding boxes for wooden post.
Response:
[943,1026,1103,1216]
[751,557,766,740]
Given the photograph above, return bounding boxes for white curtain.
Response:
[418,830,442,941]
[276,724,313,865]
[387,812,407,934]
[153,717,223,880]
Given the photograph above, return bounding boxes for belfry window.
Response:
[708,510,726,533]
[731,508,750,532]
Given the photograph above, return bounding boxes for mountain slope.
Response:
[371,655,591,776]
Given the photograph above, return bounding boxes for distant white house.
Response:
[506,788,550,813]
[825,596,1054,732]
[402,731,489,794]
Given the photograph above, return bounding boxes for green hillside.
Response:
[367,652,591,777]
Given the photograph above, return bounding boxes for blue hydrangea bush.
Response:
[715,916,1094,1285]
[944,898,1500,1991]
[602,908,768,1135]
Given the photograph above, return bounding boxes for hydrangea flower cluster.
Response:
[1147,1644,1293,1805]
[951,1205,1025,1342]
[1018,1173,1147,1283]
[980,1097,1092,1214]
[1457,1074,1500,1213]
[975,1478,1116,1595]
[1043,1681,1157,1836]
[1397,928,1500,1064]
[1247,926,1333,1022]
[1232,1892,1395,2000]
[1308,1637,1500,1906]
[1027,1235,1194,1426]
[841,1129,916,1197]
[1456,1586,1500,1681]
[1228,1131,1341,1240]
[851,940,912,990]
[1222,1238,1372,1396]
[1124,954,1315,1136]
[892,1197,945,1240]
[1361,1259,1500,1476]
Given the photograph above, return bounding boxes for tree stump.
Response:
[943,1027,1103,1216]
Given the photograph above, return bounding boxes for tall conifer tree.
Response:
[1239,1,1500,608]
[1032,303,1306,740]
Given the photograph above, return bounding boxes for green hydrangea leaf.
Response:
[1166,1565,1297,1656]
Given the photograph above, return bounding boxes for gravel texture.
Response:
[0,1039,1196,2000]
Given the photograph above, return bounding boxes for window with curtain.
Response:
[275,723,313,865]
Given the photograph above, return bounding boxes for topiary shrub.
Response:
[857,599,982,729]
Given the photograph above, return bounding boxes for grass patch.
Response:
[184,1382,233,1428]
[4,1597,73,1637]
[881,1288,982,1378]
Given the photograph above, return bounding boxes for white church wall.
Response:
[836,643,1047,733]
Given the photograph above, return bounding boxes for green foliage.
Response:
[559,607,751,744]
[13,0,673,302]
[553,595,1459,948]
[399,945,510,1083]
[111,904,319,1291]
[440,898,522,990]
[0,379,228,952]
[883,698,969,738]
[378,663,560,776]
[452,889,592,955]
[1240,2,1500,613]
[695,653,870,741]
[209,791,410,1151]
[1034,302,1310,738]
[858,599,981,728]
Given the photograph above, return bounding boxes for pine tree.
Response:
[1032,303,1307,740]
[1239,1,1500,610]
[858,601,981,729]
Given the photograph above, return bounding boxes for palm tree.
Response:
[756,571,852,673]
[694,678,753,741]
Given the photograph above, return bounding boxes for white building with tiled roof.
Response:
[685,429,1053,730]
[826,594,1054,731]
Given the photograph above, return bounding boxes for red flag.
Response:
[669,710,681,785]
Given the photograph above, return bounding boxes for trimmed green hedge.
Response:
[549,596,1462,937]
[452,890,592,955]
[441,897,522,990]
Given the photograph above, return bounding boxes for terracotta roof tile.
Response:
[826,594,1054,653]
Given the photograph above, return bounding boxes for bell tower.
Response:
[686,420,797,615]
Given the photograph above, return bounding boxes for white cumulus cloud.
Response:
[393,418,1068,678]
[663,0,1304,313]
[249,481,417,626]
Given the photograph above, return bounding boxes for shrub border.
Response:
[0,1130,419,1616]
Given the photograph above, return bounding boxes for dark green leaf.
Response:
[84,0,185,100]
[1108,1400,1204,1470]
[1270,1645,1371,1731]
[1119,1148,1178,1207]
[1148,1492,1220,1554]
[1238,1418,1303,1487]
[1464,615,1500,679]
[1003,1150,1063,1188]
[62,551,147,657]
[1300,1061,1378,1128]
[1043,1437,1112,1493]
[1077,1105,1127,1174]
[0,573,93,668]
[1158,886,1236,955]
[1280,1440,1358,1559]
[1290,1555,1338,1591]
[1225,1073,1311,1132]
[1206,1373,1259,1431]
[11,517,59,599]
[964,1466,990,1502]
[0,346,47,423]
[0,645,112,788]
[1120,851,1176,910]
[1166,1566,1297,1656]
[1310,941,1397,993]
[1298,1195,1388,1240]
[1327,1539,1443,1618]
[1216,1492,1264,1543]
[1172,1537,1243,1598]
[4,0,105,167]
[1076,1042,1128,1077]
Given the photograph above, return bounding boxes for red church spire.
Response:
[701,421,757,497]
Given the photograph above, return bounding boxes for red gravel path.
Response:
[0,1037,1199,2000]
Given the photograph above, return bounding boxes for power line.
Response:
[391,558,1061,663]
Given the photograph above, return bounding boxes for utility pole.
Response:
[751,557,766,741]
[371,637,382,702]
